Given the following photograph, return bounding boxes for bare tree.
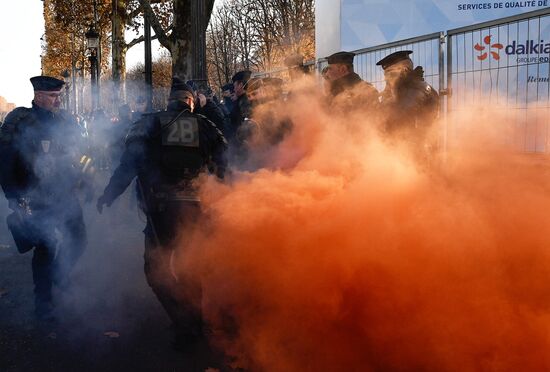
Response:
[126,51,172,109]
[207,1,245,90]
[206,0,315,87]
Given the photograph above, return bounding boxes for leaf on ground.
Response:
[47,332,57,339]
[104,331,120,338]
[0,289,7,298]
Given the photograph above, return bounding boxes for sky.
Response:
[0,0,161,107]
[0,0,44,107]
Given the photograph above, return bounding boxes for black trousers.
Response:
[30,203,87,304]
[143,202,202,335]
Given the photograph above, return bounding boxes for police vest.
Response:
[158,110,204,179]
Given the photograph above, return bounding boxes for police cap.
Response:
[376,50,413,70]
[169,77,195,100]
[232,70,252,83]
[326,51,355,65]
[284,53,304,68]
[30,76,65,91]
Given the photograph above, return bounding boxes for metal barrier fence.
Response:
[447,8,550,153]
[318,32,444,96]
[257,8,550,153]
[253,61,316,79]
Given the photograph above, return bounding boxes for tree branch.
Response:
[137,0,173,50]
[127,6,143,21]
[125,32,162,50]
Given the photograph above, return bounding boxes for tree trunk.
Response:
[139,0,214,81]
[171,0,192,79]
[112,0,128,106]
[171,38,192,80]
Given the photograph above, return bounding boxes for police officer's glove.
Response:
[96,195,110,214]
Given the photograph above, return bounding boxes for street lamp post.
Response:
[144,13,153,112]
[61,69,71,111]
[85,25,100,111]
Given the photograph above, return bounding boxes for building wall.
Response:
[315,0,342,59]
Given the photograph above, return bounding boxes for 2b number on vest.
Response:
[165,120,198,146]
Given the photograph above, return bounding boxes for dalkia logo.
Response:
[475,35,550,63]
[505,40,550,55]
[474,36,503,60]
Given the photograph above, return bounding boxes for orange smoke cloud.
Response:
[177,90,550,371]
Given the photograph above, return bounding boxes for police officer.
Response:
[235,77,293,171]
[220,83,235,116]
[227,70,252,144]
[0,76,91,320]
[186,80,226,134]
[233,77,264,165]
[377,50,439,140]
[324,51,379,111]
[96,77,227,347]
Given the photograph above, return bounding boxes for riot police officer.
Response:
[233,77,293,171]
[227,70,252,144]
[96,77,227,347]
[324,51,379,112]
[377,50,439,141]
[0,76,91,320]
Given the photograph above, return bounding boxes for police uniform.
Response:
[234,77,293,171]
[325,51,379,112]
[227,71,252,143]
[0,76,91,319]
[221,83,235,116]
[97,78,227,343]
[377,51,440,140]
[186,80,226,135]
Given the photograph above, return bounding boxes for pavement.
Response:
[0,173,226,372]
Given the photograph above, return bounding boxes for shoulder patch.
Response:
[3,107,31,125]
[1,107,31,142]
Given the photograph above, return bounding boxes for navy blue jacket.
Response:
[0,103,87,208]
[100,101,227,207]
